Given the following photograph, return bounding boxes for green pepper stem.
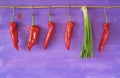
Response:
[11,14,15,22]
[32,13,34,26]
[104,7,108,23]
[68,12,72,22]
[11,6,15,22]
[48,12,52,22]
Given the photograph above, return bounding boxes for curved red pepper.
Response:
[27,26,39,51]
[44,22,54,49]
[10,22,19,50]
[65,21,74,50]
[99,23,110,52]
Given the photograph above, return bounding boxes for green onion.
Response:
[80,6,93,58]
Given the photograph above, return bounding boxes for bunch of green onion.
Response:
[80,6,93,58]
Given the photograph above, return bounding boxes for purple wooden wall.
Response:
[0,0,120,78]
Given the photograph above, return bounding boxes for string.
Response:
[0,6,120,8]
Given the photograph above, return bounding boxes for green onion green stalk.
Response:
[80,6,93,58]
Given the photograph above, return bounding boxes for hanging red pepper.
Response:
[65,13,74,50]
[10,7,19,50]
[99,7,110,52]
[43,13,54,49]
[27,13,39,51]
[99,23,110,52]
[10,22,19,50]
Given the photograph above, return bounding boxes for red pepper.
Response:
[27,13,39,51]
[10,22,19,50]
[27,26,39,51]
[44,21,54,49]
[65,21,74,50]
[99,23,110,52]
[65,13,74,50]
[99,7,110,52]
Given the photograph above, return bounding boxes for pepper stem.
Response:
[104,7,108,23]
[48,12,52,22]
[11,14,15,22]
[68,12,72,22]
[11,6,15,22]
[32,13,34,26]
